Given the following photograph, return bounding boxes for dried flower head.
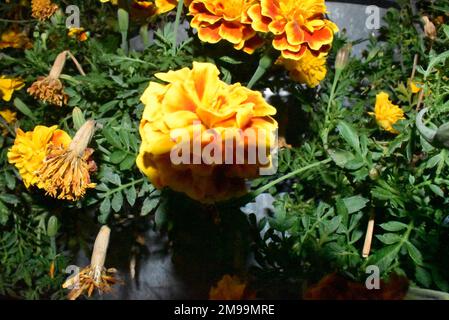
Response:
[31,0,58,21]
[0,29,33,50]
[63,226,119,300]
[422,16,436,41]
[36,120,97,201]
[27,51,69,106]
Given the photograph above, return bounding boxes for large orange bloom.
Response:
[136,62,277,203]
[188,0,264,54]
[247,0,338,60]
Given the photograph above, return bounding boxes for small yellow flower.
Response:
[36,120,97,201]
[0,76,25,102]
[209,275,255,300]
[8,125,71,188]
[0,109,17,135]
[277,51,328,88]
[155,0,178,14]
[369,92,405,134]
[409,81,422,94]
[31,0,59,21]
[68,28,89,42]
[0,29,33,50]
[99,0,118,4]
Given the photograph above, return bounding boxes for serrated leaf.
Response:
[99,198,111,222]
[343,195,369,214]
[103,128,122,149]
[429,184,444,197]
[379,221,408,232]
[0,200,9,225]
[125,185,137,206]
[367,243,402,272]
[337,121,360,153]
[376,233,402,245]
[141,197,159,216]
[111,192,123,212]
[415,266,432,287]
[120,155,136,171]
[328,149,355,167]
[109,150,128,164]
[406,241,423,265]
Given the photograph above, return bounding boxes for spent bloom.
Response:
[369,92,405,134]
[247,0,338,60]
[188,0,264,54]
[37,120,97,201]
[136,62,277,203]
[8,125,71,188]
[277,51,327,88]
[28,51,69,106]
[0,76,25,102]
[31,0,59,21]
[209,275,256,300]
[63,226,118,300]
[0,29,33,50]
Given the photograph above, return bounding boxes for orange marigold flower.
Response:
[277,50,327,88]
[136,62,277,203]
[68,28,89,42]
[7,125,71,188]
[188,0,264,54]
[209,275,256,300]
[0,29,33,50]
[37,120,97,201]
[31,0,59,21]
[247,0,338,60]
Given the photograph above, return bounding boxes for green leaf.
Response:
[72,107,86,130]
[415,266,432,287]
[328,149,355,168]
[367,243,402,272]
[103,128,122,149]
[406,241,423,265]
[154,198,168,227]
[379,221,408,232]
[141,197,159,216]
[342,195,369,214]
[14,98,37,121]
[429,184,444,197]
[99,198,111,223]
[125,185,137,206]
[109,150,128,164]
[120,155,136,171]
[0,200,9,225]
[376,233,402,245]
[111,192,123,212]
[337,121,360,153]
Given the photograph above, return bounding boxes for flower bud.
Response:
[422,16,437,41]
[47,215,59,237]
[335,44,352,71]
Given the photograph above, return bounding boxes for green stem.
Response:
[171,0,184,55]
[322,68,343,150]
[247,50,275,89]
[99,178,145,200]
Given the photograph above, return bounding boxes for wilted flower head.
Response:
[28,51,69,106]
[136,62,277,203]
[188,0,264,54]
[63,226,118,300]
[422,16,436,41]
[369,92,405,134]
[277,50,327,88]
[209,275,256,300]
[247,0,338,60]
[0,76,25,102]
[8,125,71,188]
[0,29,33,50]
[31,0,59,21]
[37,120,97,201]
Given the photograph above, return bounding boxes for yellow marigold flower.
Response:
[188,0,264,54]
[68,28,89,42]
[0,29,33,50]
[136,62,277,203]
[37,120,97,201]
[209,275,256,300]
[7,125,71,188]
[0,76,25,102]
[247,0,338,60]
[0,109,17,135]
[31,0,58,21]
[369,92,405,134]
[155,0,179,14]
[63,226,118,300]
[277,50,327,88]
